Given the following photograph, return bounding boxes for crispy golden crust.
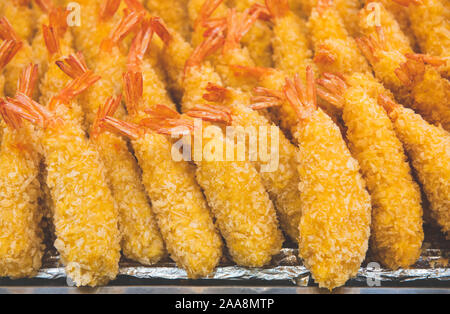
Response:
[295,0,361,35]
[0,1,36,43]
[388,105,450,238]
[194,128,284,266]
[272,12,315,78]
[0,125,44,279]
[132,133,223,278]
[43,121,121,287]
[225,91,303,241]
[146,0,191,41]
[308,3,371,75]
[294,109,372,290]
[408,0,450,78]
[344,73,423,269]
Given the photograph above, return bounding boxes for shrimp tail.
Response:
[91,95,122,139]
[264,0,290,20]
[184,28,225,75]
[316,72,347,109]
[128,18,153,72]
[43,24,60,56]
[55,52,89,79]
[150,17,172,46]
[284,66,317,123]
[101,116,143,140]
[250,87,284,110]
[0,40,22,71]
[18,63,39,98]
[395,57,425,87]
[101,10,143,52]
[99,0,121,21]
[123,71,143,115]
[186,104,232,125]
[203,82,229,103]
[195,0,225,30]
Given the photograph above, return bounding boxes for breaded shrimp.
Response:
[308,0,371,76]
[286,67,371,290]
[143,103,284,267]
[265,0,315,79]
[317,72,424,269]
[379,94,450,238]
[0,17,33,97]
[395,0,450,79]
[203,83,304,241]
[357,31,450,131]
[229,0,273,67]
[3,80,121,287]
[99,71,223,278]
[0,63,44,279]
[291,0,362,36]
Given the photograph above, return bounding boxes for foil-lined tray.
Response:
[1,225,449,290]
[27,225,449,288]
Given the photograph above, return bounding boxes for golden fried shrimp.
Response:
[308,0,371,76]
[286,67,371,290]
[0,17,33,97]
[317,72,424,269]
[202,83,303,242]
[290,0,361,35]
[395,0,450,79]
[145,0,191,41]
[379,94,450,238]
[143,104,284,267]
[265,0,315,79]
[99,71,223,278]
[3,80,121,287]
[0,63,44,279]
[357,33,450,131]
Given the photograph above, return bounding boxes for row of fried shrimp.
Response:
[0,0,448,291]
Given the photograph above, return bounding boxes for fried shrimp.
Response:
[379,95,450,238]
[0,63,44,279]
[3,76,121,287]
[317,72,424,269]
[286,67,371,290]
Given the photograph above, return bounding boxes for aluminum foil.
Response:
[33,244,449,287]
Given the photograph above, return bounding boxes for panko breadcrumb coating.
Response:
[231,0,273,67]
[66,14,166,265]
[357,11,450,132]
[5,88,121,286]
[402,0,450,79]
[379,95,450,239]
[293,0,361,35]
[318,72,424,269]
[308,0,371,76]
[101,70,223,278]
[205,84,303,242]
[0,63,44,279]
[145,0,191,41]
[0,0,35,43]
[286,67,371,290]
[0,17,34,97]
